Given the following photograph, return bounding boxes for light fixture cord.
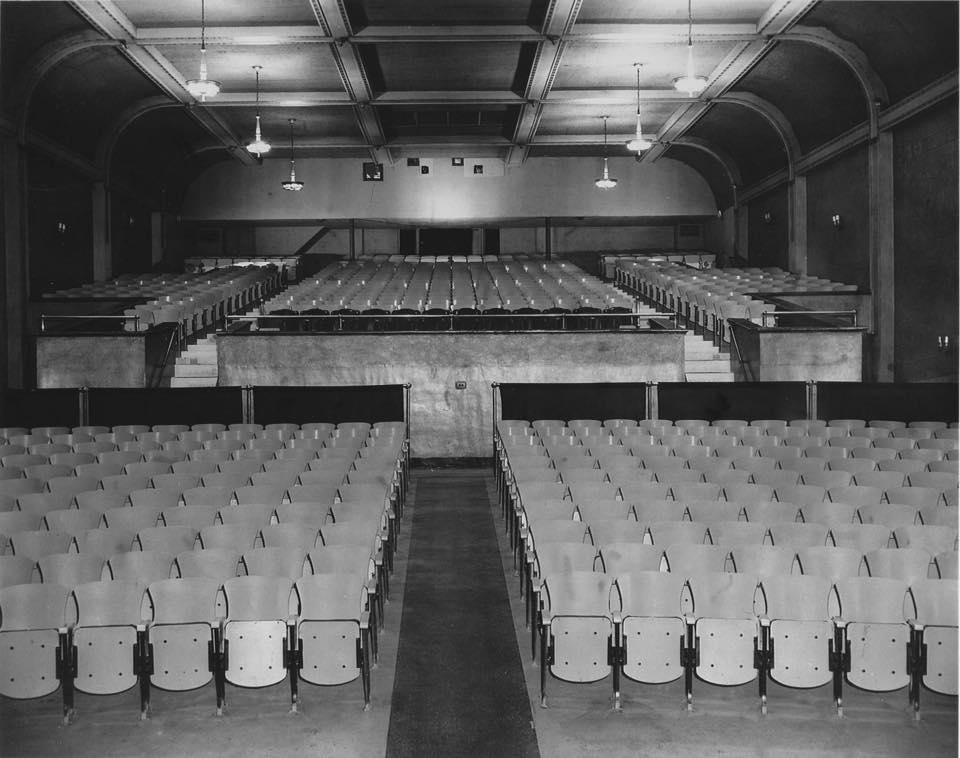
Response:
[688,0,693,47]
[255,68,261,115]
[200,0,207,50]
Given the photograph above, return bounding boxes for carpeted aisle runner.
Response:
[386,469,539,758]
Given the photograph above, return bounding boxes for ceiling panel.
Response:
[161,44,344,93]
[354,0,537,26]
[379,105,520,141]
[554,40,735,89]
[802,1,959,103]
[30,46,161,160]
[736,41,868,152]
[373,42,524,91]
[113,0,318,27]
[578,0,772,23]
[537,101,679,138]
[686,102,787,186]
[215,106,363,146]
[1,1,93,113]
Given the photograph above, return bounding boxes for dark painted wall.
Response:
[111,194,152,275]
[893,96,959,381]
[27,151,92,294]
[747,185,789,269]
[806,146,870,288]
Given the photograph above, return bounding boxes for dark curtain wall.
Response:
[111,193,153,275]
[806,145,870,289]
[27,151,93,294]
[893,96,959,381]
[746,184,789,269]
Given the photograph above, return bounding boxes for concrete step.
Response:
[685,358,736,372]
[170,376,218,388]
[184,345,217,355]
[176,355,217,366]
[174,364,218,378]
[686,372,736,382]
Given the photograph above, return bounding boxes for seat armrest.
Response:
[906,618,924,631]
[830,616,848,629]
[612,611,623,625]
[758,615,771,627]
[359,611,370,630]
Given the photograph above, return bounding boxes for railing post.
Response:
[78,386,89,427]
[403,383,412,450]
[491,382,500,463]
[646,381,659,421]
[806,380,818,421]
[242,385,254,425]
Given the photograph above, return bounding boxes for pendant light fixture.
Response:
[281,118,304,191]
[246,65,271,156]
[594,116,618,190]
[673,0,708,96]
[626,63,652,152]
[185,0,221,102]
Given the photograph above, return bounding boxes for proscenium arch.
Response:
[670,136,743,207]
[711,92,802,181]
[779,25,890,138]
[12,31,124,143]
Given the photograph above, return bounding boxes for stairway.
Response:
[168,337,218,387]
[684,332,737,382]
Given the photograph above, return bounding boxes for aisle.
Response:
[385,469,539,758]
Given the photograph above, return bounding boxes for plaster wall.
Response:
[216,331,684,458]
[181,157,717,223]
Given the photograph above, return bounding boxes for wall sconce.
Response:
[831,213,842,229]
[762,212,773,225]
[937,335,954,352]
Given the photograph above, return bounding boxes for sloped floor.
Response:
[486,475,959,758]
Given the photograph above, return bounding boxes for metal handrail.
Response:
[760,309,858,327]
[728,324,753,382]
[40,314,141,332]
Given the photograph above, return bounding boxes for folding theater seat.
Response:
[729,545,796,576]
[755,574,832,713]
[683,573,761,710]
[862,548,933,583]
[829,577,911,715]
[538,572,616,707]
[41,508,101,535]
[613,571,687,708]
[107,551,176,584]
[597,543,662,575]
[66,580,151,721]
[0,583,72,705]
[37,553,105,586]
[291,572,373,710]
[904,579,958,714]
[215,576,296,714]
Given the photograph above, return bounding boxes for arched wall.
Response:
[180,156,718,222]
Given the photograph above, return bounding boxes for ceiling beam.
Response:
[507,0,583,166]
[714,92,801,179]
[308,0,391,165]
[671,136,743,189]
[95,96,178,176]
[781,26,889,137]
[135,21,763,46]
[67,1,257,166]
[639,0,817,169]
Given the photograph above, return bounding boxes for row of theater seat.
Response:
[496,416,958,717]
[532,570,954,716]
[613,258,858,343]
[0,419,408,722]
[262,257,633,317]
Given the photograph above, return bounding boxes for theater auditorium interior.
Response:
[0,0,958,756]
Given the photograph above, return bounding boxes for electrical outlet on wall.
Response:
[455,381,467,390]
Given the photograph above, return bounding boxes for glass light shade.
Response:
[673,44,708,96]
[594,157,618,190]
[626,113,652,152]
[185,48,220,101]
[246,115,271,155]
[282,161,304,191]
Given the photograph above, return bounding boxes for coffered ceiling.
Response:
[1,0,956,208]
